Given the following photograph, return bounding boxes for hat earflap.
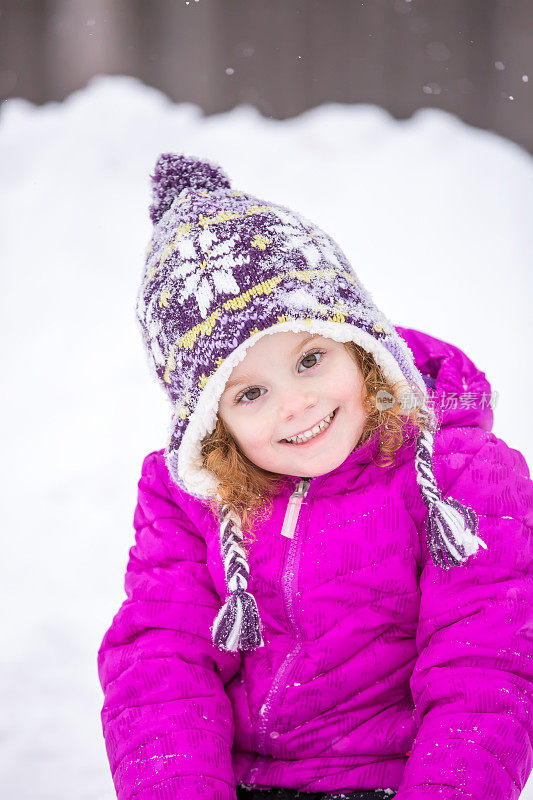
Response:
[414,426,488,569]
[210,504,265,652]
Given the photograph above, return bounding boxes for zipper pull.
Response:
[280,478,311,539]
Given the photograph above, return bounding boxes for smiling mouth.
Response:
[281,408,338,445]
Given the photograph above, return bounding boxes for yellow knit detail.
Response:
[159,288,171,308]
[198,373,210,388]
[163,344,176,384]
[251,234,270,250]
[245,204,270,216]
[287,267,339,284]
[199,209,238,227]
[222,275,283,311]
[177,309,221,350]
[289,269,312,283]
[249,326,261,337]
[373,322,392,334]
[177,404,190,419]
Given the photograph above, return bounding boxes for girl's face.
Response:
[218,331,369,478]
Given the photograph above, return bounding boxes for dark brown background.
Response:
[1,0,531,151]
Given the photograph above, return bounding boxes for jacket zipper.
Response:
[255,477,312,753]
[280,478,311,538]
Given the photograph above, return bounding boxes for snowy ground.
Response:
[0,74,532,799]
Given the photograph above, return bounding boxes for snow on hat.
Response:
[136,152,487,652]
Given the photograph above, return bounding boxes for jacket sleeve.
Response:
[97,451,242,800]
[396,432,533,800]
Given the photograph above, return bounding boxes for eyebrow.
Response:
[292,333,320,356]
[223,334,322,393]
[224,375,254,393]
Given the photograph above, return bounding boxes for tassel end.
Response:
[427,496,487,570]
[211,588,265,652]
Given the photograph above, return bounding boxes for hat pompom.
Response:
[149,152,232,224]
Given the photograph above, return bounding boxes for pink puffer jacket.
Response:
[97,326,533,800]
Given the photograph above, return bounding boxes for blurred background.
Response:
[1,0,532,150]
[1,2,532,799]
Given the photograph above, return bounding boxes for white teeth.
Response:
[285,411,335,444]
[317,414,332,431]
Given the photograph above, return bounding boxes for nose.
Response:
[279,388,318,421]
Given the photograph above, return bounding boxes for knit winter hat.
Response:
[136,152,487,652]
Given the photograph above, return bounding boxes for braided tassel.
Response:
[415,426,488,570]
[210,504,264,652]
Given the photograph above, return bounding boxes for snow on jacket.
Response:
[97,325,533,800]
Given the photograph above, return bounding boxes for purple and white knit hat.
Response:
[136,152,487,653]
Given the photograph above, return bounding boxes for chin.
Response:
[295,454,348,477]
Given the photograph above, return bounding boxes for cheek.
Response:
[243,419,273,446]
[237,425,257,446]
[335,371,365,405]
[226,412,271,448]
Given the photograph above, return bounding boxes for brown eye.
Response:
[298,350,324,372]
[236,386,264,404]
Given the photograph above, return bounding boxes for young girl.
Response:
[97,153,533,800]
